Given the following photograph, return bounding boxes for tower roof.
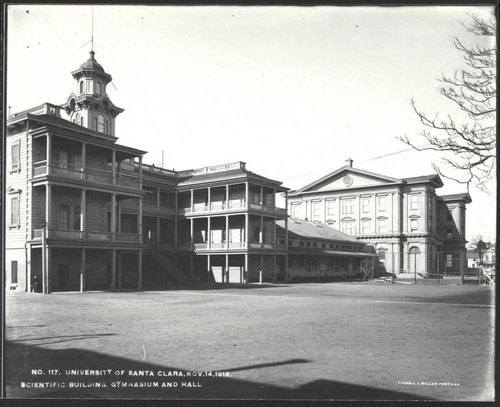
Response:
[79,50,104,72]
[71,50,112,83]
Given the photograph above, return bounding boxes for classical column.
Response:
[80,248,86,293]
[156,218,160,246]
[190,189,194,212]
[208,187,211,211]
[423,189,428,234]
[190,218,194,246]
[260,186,264,206]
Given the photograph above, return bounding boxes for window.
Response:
[11,140,20,172]
[10,195,20,227]
[410,218,418,233]
[362,198,370,213]
[361,219,370,234]
[96,82,102,94]
[291,204,300,219]
[326,200,335,216]
[97,115,105,133]
[307,242,311,247]
[341,199,354,215]
[312,201,321,221]
[330,244,334,249]
[313,243,317,248]
[105,120,109,135]
[299,241,304,247]
[80,81,84,93]
[410,194,419,210]
[58,204,70,230]
[446,228,453,239]
[342,221,354,235]
[378,196,387,212]
[378,218,387,234]
[11,261,18,284]
[288,240,292,246]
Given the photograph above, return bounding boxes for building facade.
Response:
[5,51,289,293]
[287,159,471,276]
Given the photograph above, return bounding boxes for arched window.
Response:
[96,82,102,95]
[97,115,105,133]
[74,113,80,125]
[80,116,84,126]
[80,81,84,93]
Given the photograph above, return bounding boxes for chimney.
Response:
[345,157,353,167]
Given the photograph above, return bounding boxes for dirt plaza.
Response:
[4,282,495,401]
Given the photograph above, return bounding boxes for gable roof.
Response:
[276,218,360,243]
[289,164,444,196]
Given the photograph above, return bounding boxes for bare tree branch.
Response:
[398,14,496,193]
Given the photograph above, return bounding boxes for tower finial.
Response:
[91,4,94,52]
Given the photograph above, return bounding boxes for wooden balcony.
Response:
[32,160,141,190]
[32,228,142,244]
[179,200,287,216]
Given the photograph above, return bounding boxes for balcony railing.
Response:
[182,242,286,251]
[32,161,141,189]
[179,200,287,216]
[32,228,142,244]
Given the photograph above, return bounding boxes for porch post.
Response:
[225,215,229,249]
[245,253,248,284]
[112,150,116,185]
[80,248,86,292]
[111,249,116,290]
[225,254,229,283]
[46,247,51,294]
[207,216,211,250]
[81,189,86,239]
[138,250,142,290]
[81,142,86,180]
[111,194,116,242]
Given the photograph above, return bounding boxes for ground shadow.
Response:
[4,341,431,400]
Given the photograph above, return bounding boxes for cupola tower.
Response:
[62,50,124,138]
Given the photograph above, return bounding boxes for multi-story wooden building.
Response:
[5,51,289,293]
[287,158,471,276]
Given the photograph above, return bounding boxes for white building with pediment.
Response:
[287,158,471,276]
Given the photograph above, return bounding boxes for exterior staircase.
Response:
[150,247,189,284]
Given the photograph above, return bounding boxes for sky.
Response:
[6,5,496,242]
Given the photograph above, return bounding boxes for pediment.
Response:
[300,167,401,193]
